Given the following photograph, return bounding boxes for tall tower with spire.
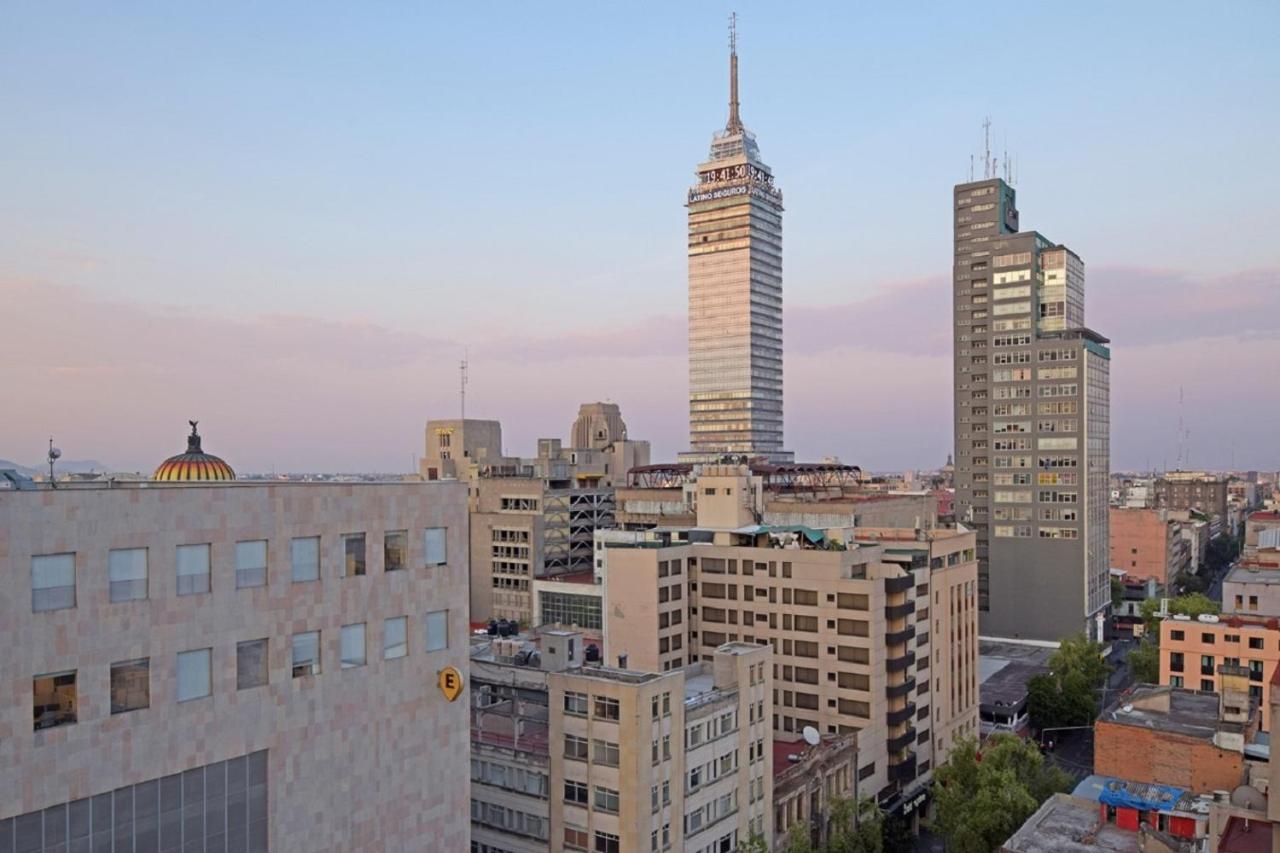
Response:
[681,15,790,463]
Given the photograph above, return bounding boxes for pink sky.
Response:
[2,265,1277,474]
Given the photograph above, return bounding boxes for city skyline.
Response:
[3,4,1279,473]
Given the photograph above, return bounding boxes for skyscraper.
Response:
[952,176,1111,642]
[682,21,791,463]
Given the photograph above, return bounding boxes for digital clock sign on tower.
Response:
[680,21,791,463]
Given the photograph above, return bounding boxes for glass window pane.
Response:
[340,624,366,668]
[384,531,407,572]
[425,610,448,652]
[292,631,320,677]
[176,544,211,596]
[384,616,408,659]
[33,670,77,730]
[424,528,447,566]
[343,533,366,577]
[236,639,269,690]
[111,658,150,714]
[109,548,148,602]
[236,540,267,588]
[291,537,319,583]
[31,553,76,612]
[176,649,211,702]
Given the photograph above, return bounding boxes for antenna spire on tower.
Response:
[727,12,743,134]
[982,116,992,179]
[460,350,469,420]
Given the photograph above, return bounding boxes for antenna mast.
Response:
[982,117,992,179]
[460,351,469,420]
[726,12,742,133]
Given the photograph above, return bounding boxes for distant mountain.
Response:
[0,458,116,476]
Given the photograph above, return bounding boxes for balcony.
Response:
[886,703,917,727]
[885,601,916,620]
[888,755,918,784]
[886,678,916,699]
[885,575,914,594]
[886,652,917,673]
[888,730,917,753]
[885,625,916,646]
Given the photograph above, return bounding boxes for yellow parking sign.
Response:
[438,666,464,702]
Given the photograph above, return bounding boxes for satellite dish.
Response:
[1230,785,1267,810]
[803,726,820,746]
[48,447,62,461]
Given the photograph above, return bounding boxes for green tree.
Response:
[879,813,916,853]
[1111,576,1125,610]
[739,833,771,853]
[1128,639,1161,683]
[930,734,1072,853]
[1138,592,1219,638]
[782,821,816,853]
[1026,634,1111,731]
[826,795,883,853]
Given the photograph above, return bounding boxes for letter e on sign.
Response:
[438,666,464,702]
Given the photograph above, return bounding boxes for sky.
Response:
[2,3,1278,473]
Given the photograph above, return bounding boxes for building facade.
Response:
[951,177,1112,642]
[600,464,980,818]
[1160,615,1279,731]
[470,631,773,852]
[682,29,789,463]
[1109,508,1191,587]
[1155,473,1230,527]
[0,479,471,851]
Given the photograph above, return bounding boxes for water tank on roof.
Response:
[1198,614,1220,623]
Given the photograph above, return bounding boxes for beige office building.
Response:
[600,464,980,817]
[470,630,772,852]
[1,470,470,850]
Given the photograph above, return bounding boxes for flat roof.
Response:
[1220,815,1273,853]
[980,641,1054,710]
[1002,794,1139,852]
[1099,686,1227,741]
[1226,565,1280,585]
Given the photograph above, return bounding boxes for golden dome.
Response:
[154,421,236,482]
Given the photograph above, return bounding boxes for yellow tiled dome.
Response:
[153,421,235,481]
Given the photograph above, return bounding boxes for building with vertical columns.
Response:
[599,464,980,820]
[470,629,773,852]
[682,22,790,463]
[952,177,1112,642]
[0,472,471,851]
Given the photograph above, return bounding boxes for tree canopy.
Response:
[774,795,886,853]
[1128,639,1160,683]
[1138,592,1219,638]
[929,734,1072,853]
[1026,634,1112,731]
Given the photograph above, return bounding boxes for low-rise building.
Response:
[1000,793,1194,853]
[1160,615,1280,731]
[771,733,859,850]
[1245,511,1280,559]
[978,641,1054,736]
[1156,473,1230,526]
[1110,507,1190,586]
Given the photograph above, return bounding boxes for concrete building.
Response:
[977,640,1054,736]
[1246,511,1280,558]
[1000,793,1194,853]
[1156,473,1230,528]
[0,476,471,851]
[1109,508,1191,586]
[951,177,1112,642]
[600,463,980,818]
[681,25,790,463]
[1223,564,1280,617]
[1160,614,1280,731]
[770,733,859,850]
[469,630,772,852]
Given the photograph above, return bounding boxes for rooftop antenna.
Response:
[460,349,469,420]
[726,12,742,133]
[47,437,61,487]
[1003,141,1010,182]
[969,154,974,182]
[982,117,991,179]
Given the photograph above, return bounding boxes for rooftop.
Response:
[1219,816,1273,853]
[1099,685,1231,741]
[538,570,598,586]
[980,640,1054,711]
[1248,511,1280,522]
[1226,564,1280,586]
[1001,794,1139,852]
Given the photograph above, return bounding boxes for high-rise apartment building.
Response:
[0,477,471,851]
[470,630,773,852]
[682,27,790,463]
[952,177,1111,642]
[600,464,980,819]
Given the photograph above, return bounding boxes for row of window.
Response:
[32,611,450,732]
[29,528,448,613]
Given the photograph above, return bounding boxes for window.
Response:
[595,832,620,853]
[594,696,620,721]
[384,616,408,659]
[593,739,620,767]
[109,658,150,714]
[33,671,77,730]
[292,630,321,677]
[564,780,589,804]
[565,827,590,851]
[341,623,367,668]
[1170,675,1184,687]
[425,610,449,651]
[1201,655,1215,676]
[593,786,619,814]
[1170,630,1185,641]
[1201,679,1215,691]
[291,536,320,582]
[176,543,211,596]
[235,540,267,588]
[564,733,589,761]
[343,533,366,577]
[1202,633,1215,645]
[384,530,407,572]
[177,649,212,702]
[31,553,76,612]
[237,639,269,689]
[1249,637,1265,650]
[1169,652,1184,673]
[424,527,448,566]
[564,691,588,716]
[109,547,148,602]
